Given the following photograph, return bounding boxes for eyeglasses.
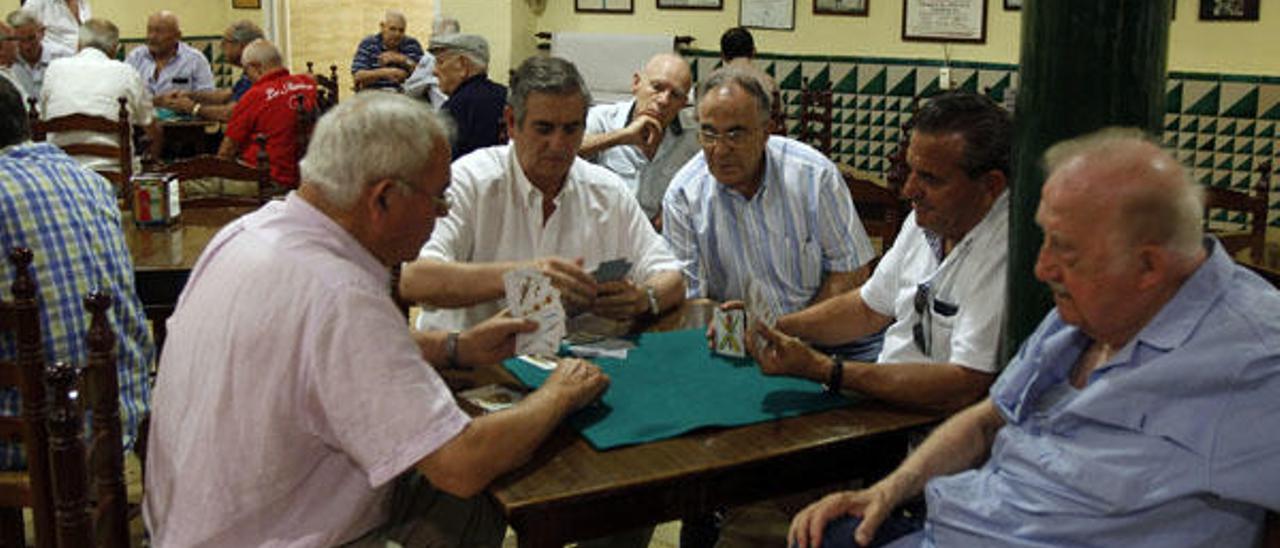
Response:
[911,281,958,356]
[698,126,756,148]
[394,180,451,216]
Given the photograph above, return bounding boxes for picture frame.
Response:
[231,0,260,8]
[1003,0,1021,10]
[814,0,869,16]
[575,0,635,14]
[1198,0,1259,20]
[658,0,723,9]
[741,0,797,30]
[902,0,987,43]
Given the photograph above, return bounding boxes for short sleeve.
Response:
[860,216,917,317]
[192,56,215,92]
[223,91,259,146]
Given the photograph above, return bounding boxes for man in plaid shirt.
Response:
[0,77,151,469]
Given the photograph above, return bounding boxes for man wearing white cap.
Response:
[430,33,506,159]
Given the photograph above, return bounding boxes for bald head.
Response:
[632,53,692,127]
[379,10,406,49]
[145,10,181,57]
[1043,128,1204,259]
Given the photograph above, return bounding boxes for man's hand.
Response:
[378,50,410,69]
[376,66,410,83]
[530,257,598,314]
[541,357,609,411]
[592,279,646,320]
[746,319,827,379]
[619,114,664,159]
[788,487,897,548]
[705,300,746,350]
[457,313,538,367]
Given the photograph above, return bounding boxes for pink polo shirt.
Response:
[144,193,470,547]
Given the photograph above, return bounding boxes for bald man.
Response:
[351,10,424,90]
[581,53,700,227]
[788,128,1280,548]
[218,40,317,188]
[125,10,214,97]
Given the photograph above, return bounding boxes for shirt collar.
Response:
[76,48,109,62]
[1125,237,1232,353]
[254,68,291,85]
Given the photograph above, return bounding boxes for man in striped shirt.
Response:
[351,10,423,91]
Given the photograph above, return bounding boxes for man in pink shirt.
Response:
[144,91,609,547]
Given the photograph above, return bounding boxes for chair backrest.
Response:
[769,89,787,136]
[27,97,133,194]
[1203,160,1270,264]
[44,291,128,548]
[0,248,56,547]
[307,61,341,108]
[294,93,320,159]
[798,76,834,155]
[162,134,276,208]
[840,167,909,257]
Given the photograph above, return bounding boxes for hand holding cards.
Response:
[591,258,632,283]
[711,308,747,358]
[504,268,566,358]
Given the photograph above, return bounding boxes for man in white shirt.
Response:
[40,18,158,173]
[581,53,700,228]
[18,0,87,53]
[124,10,214,97]
[400,56,686,336]
[5,10,72,98]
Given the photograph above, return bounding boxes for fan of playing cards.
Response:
[504,268,566,357]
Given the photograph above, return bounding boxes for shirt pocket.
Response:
[769,236,823,296]
[927,297,959,362]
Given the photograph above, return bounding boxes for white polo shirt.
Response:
[40,48,154,173]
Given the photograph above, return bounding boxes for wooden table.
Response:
[124,206,254,347]
[473,301,943,548]
[159,119,222,161]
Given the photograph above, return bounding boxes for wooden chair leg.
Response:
[0,507,26,548]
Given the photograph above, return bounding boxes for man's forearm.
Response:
[195,103,234,122]
[779,288,891,346]
[399,258,520,308]
[841,361,994,412]
[190,88,232,105]
[878,399,1005,504]
[645,270,686,314]
[579,130,628,158]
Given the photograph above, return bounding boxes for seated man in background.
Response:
[155,19,263,122]
[581,52,699,229]
[0,77,152,471]
[218,39,317,189]
[41,18,159,173]
[19,0,86,53]
[145,91,610,547]
[719,26,777,98]
[403,15,459,108]
[401,55,685,348]
[125,11,214,98]
[789,128,1280,548]
[351,10,423,91]
[6,9,73,98]
[429,33,505,159]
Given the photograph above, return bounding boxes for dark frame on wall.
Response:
[575,0,636,14]
[1198,0,1260,20]
[901,0,987,43]
[814,0,869,16]
[658,0,723,9]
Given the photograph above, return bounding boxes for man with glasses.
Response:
[400,56,685,343]
[746,91,1011,414]
[146,92,611,547]
[581,52,700,229]
[5,9,73,97]
[788,128,1280,548]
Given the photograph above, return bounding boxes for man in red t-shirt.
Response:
[218,39,316,188]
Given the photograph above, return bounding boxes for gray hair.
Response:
[240,38,281,68]
[299,93,448,209]
[1044,127,1204,259]
[78,18,119,56]
[226,19,264,45]
[697,67,771,124]
[433,16,460,36]
[5,10,40,29]
[460,50,487,71]
[508,56,592,126]
[383,10,406,26]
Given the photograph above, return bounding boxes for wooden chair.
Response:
[1203,161,1270,264]
[769,89,786,136]
[797,76,834,155]
[160,134,277,208]
[26,97,133,199]
[294,93,320,159]
[839,166,910,256]
[306,62,340,109]
[0,248,55,548]
[43,292,128,548]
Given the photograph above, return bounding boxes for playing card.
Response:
[712,308,747,358]
[591,258,632,283]
[517,354,559,371]
[505,268,567,357]
[458,384,525,413]
[516,298,565,357]
[503,268,542,316]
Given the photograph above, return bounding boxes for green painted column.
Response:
[1001,0,1172,364]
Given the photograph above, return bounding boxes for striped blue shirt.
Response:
[0,142,152,469]
[663,136,875,315]
[350,34,424,90]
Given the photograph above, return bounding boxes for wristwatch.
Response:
[825,354,844,394]
[645,286,660,316]
[444,331,460,368]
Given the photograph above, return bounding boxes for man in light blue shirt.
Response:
[125,11,214,97]
[788,128,1280,548]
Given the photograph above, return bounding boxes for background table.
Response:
[465,301,943,548]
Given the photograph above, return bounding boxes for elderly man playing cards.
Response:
[399,56,686,341]
[145,93,611,547]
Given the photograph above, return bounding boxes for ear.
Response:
[365,178,398,219]
[631,71,643,94]
[979,169,1008,198]
[1133,245,1169,291]
[503,105,516,133]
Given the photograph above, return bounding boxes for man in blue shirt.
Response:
[429,33,505,160]
[788,128,1280,548]
[124,11,214,97]
[351,10,423,91]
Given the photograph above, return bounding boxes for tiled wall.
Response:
[683,49,1280,235]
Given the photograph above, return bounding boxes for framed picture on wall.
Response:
[658,0,723,9]
[576,0,635,14]
[902,0,987,43]
[741,0,796,29]
[814,0,869,16]
[1199,0,1259,20]
[232,0,261,8]
[1004,0,1021,10]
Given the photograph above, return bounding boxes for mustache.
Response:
[1045,281,1068,296]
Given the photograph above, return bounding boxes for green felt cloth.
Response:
[502,328,853,450]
